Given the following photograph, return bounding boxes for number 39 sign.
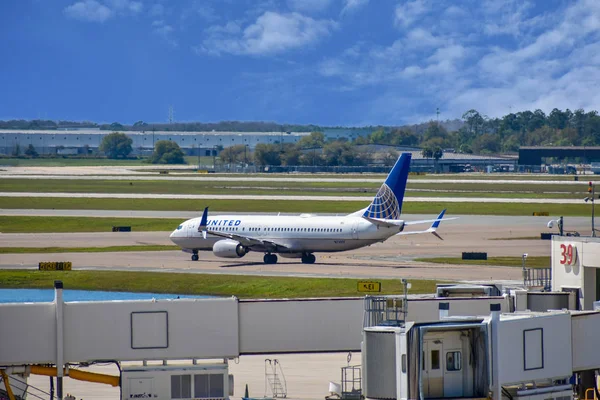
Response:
[559,243,577,265]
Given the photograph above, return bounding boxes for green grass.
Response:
[0,270,439,298]
[0,178,591,199]
[414,256,551,268]
[0,216,181,233]
[0,245,179,254]
[0,197,593,217]
[2,177,593,190]
[0,198,366,214]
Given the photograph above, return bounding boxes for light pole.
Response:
[585,181,596,237]
[522,253,528,285]
[212,146,216,170]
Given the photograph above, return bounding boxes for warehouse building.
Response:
[0,129,310,156]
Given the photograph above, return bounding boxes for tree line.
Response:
[237,108,600,167]
[6,108,600,167]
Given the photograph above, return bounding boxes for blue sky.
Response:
[1,0,599,126]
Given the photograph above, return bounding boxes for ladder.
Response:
[264,359,287,398]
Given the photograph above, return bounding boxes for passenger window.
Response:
[431,350,440,370]
[446,351,462,371]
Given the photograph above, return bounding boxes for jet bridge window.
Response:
[446,351,462,371]
[194,374,224,398]
[171,374,191,398]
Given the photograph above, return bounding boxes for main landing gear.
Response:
[301,253,316,264]
[263,254,278,264]
[191,250,199,261]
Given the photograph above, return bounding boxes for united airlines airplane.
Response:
[169,153,451,264]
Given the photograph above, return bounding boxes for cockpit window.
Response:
[177,225,183,230]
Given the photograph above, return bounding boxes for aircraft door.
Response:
[423,340,443,398]
[443,349,464,397]
[352,221,359,240]
[186,222,196,238]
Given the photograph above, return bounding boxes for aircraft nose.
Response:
[169,229,181,244]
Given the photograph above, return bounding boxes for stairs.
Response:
[265,359,287,398]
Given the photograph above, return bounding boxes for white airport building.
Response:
[0,129,311,156]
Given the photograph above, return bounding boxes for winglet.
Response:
[427,209,446,240]
[198,207,209,239]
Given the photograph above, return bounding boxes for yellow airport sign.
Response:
[358,281,381,292]
[38,261,72,271]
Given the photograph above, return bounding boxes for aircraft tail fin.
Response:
[362,153,411,220]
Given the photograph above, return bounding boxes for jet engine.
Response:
[213,239,248,258]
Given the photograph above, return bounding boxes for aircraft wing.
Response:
[197,207,291,252]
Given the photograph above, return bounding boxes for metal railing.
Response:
[363,296,406,328]
[523,267,552,291]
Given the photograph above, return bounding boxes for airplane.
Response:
[169,153,452,264]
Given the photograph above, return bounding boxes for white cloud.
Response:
[443,5,465,18]
[444,0,600,119]
[199,11,337,56]
[152,19,177,47]
[404,28,445,48]
[317,0,600,124]
[318,26,461,88]
[64,0,112,22]
[481,0,533,37]
[341,0,369,15]
[64,0,142,22]
[206,21,241,35]
[394,0,429,28]
[287,0,333,13]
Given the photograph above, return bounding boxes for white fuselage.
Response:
[169,214,403,254]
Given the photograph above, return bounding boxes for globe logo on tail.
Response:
[364,184,400,220]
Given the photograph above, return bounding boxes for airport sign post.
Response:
[357,281,381,292]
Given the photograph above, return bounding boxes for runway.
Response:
[0,191,586,203]
[1,214,585,282]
